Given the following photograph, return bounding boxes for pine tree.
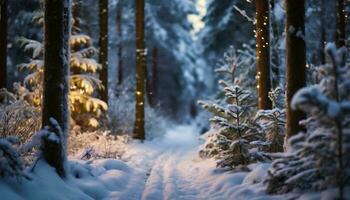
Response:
[133,0,146,140]
[0,0,7,89]
[336,0,346,47]
[99,0,109,104]
[42,0,71,178]
[18,2,107,128]
[266,44,350,198]
[285,0,306,143]
[256,0,272,109]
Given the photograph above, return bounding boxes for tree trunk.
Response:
[99,0,109,104]
[336,0,345,47]
[133,0,146,140]
[42,0,71,178]
[256,0,272,109]
[285,0,306,144]
[116,2,123,86]
[0,0,7,89]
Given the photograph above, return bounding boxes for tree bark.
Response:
[133,0,146,140]
[99,0,109,104]
[0,0,7,89]
[256,0,272,109]
[285,0,306,144]
[116,2,123,86]
[336,0,346,47]
[42,0,71,178]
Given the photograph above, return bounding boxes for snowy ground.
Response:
[2,125,334,200]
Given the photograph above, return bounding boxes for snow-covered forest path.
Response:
[116,125,269,200]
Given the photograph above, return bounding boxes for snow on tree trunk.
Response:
[133,0,146,140]
[99,0,109,104]
[0,0,7,89]
[256,0,272,110]
[285,0,306,145]
[336,0,346,48]
[42,0,71,178]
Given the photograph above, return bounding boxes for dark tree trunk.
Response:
[116,2,123,86]
[42,0,71,178]
[336,0,346,47]
[99,0,109,104]
[133,0,146,140]
[285,0,306,144]
[256,0,272,109]
[0,0,7,89]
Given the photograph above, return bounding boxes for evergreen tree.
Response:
[199,0,254,85]
[18,2,107,128]
[266,44,350,198]
[285,0,306,143]
[0,0,7,89]
[42,0,71,178]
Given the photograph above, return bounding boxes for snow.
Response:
[1,124,337,200]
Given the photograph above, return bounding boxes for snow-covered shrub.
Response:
[68,126,128,159]
[17,9,107,128]
[266,43,350,196]
[254,87,285,153]
[0,98,41,144]
[199,82,267,170]
[0,137,23,178]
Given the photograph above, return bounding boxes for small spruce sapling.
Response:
[199,81,267,170]
[255,87,285,152]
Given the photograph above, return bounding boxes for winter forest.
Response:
[0,0,349,199]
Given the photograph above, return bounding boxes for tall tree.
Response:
[0,0,7,89]
[133,0,146,140]
[99,0,108,103]
[256,0,272,109]
[285,0,306,144]
[336,0,346,47]
[116,2,123,86]
[42,0,71,177]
